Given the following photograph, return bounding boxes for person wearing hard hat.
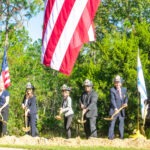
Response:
[108,75,128,140]
[59,84,74,139]
[79,79,98,139]
[22,82,38,137]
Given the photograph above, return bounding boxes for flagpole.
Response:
[137,49,140,133]
[137,92,140,132]
[129,49,146,138]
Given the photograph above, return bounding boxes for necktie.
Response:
[118,89,122,99]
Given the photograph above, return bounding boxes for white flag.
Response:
[137,51,147,119]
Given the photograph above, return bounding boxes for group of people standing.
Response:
[0,78,38,137]
[0,75,128,140]
[59,75,128,140]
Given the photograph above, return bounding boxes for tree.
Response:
[1,0,43,50]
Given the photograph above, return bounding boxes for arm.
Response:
[22,99,28,110]
[86,92,98,111]
[61,97,72,113]
[0,96,9,111]
[110,88,118,110]
[79,94,85,109]
[123,88,128,106]
[22,93,29,110]
[27,96,37,115]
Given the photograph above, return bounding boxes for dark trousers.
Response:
[26,115,38,136]
[108,113,124,139]
[84,116,97,139]
[64,115,73,139]
[0,107,9,136]
[28,113,37,137]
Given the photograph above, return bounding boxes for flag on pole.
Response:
[1,49,11,89]
[137,51,147,119]
[41,0,100,75]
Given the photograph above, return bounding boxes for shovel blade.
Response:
[55,115,62,120]
[22,127,30,132]
[77,119,86,124]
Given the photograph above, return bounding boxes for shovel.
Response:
[104,105,127,121]
[22,110,30,132]
[77,110,86,124]
[55,109,62,120]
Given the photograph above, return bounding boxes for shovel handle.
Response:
[104,105,127,121]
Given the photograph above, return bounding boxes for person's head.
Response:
[61,84,71,99]
[113,75,123,89]
[83,79,93,93]
[26,82,34,96]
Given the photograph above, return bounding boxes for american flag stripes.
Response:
[1,49,11,89]
[41,0,100,75]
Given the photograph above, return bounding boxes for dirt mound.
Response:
[0,135,150,149]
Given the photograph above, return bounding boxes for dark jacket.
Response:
[27,95,37,115]
[79,90,98,118]
[109,87,128,117]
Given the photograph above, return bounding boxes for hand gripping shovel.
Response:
[0,113,7,124]
[22,110,30,132]
[55,110,62,121]
[77,110,86,124]
[104,105,127,121]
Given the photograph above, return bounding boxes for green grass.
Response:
[0,145,149,150]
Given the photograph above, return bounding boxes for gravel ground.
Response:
[0,135,150,149]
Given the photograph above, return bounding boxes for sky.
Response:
[25,11,44,42]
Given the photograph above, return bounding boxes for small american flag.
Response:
[1,49,11,89]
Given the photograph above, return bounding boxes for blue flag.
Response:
[137,51,147,119]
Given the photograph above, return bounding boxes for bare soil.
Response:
[0,135,150,149]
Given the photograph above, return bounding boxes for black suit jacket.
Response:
[79,90,98,118]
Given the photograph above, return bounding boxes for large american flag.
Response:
[1,49,11,89]
[41,0,100,75]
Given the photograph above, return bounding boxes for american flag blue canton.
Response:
[1,50,10,89]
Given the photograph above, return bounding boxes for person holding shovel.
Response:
[22,82,38,137]
[108,75,128,140]
[59,84,74,139]
[79,79,98,139]
[0,79,10,137]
